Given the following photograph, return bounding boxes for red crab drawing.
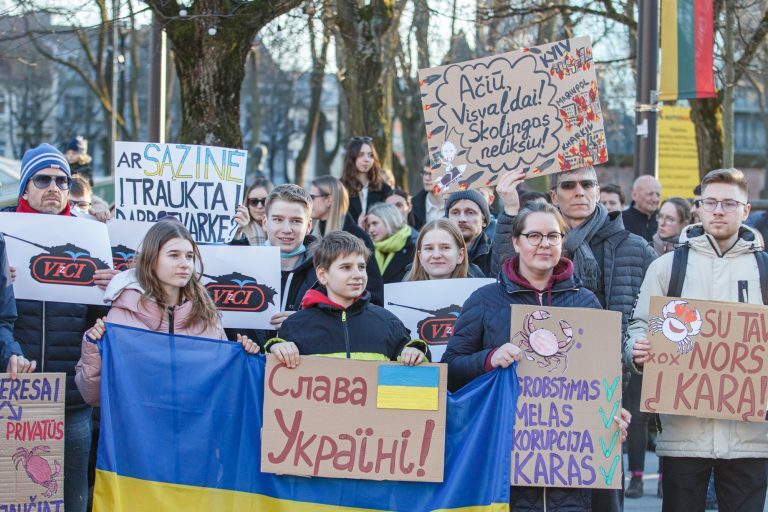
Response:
[514,310,576,373]
[12,446,61,498]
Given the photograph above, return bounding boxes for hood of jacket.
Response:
[679,222,763,257]
[300,288,370,314]
[502,256,575,292]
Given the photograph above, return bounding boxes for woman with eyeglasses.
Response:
[340,137,392,228]
[443,201,628,511]
[653,197,692,255]
[232,178,273,246]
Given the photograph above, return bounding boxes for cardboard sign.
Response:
[640,296,768,422]
[261,355,447,482]
[0,373,65,510]
[510,305,622,489]
[419,36,607,192]
[106,219,155,271]
[385,278,495,361]
[197,245,281,329]
[113,142,247,244]
[0,213,113,305]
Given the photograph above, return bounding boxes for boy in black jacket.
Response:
[266,232,429,366]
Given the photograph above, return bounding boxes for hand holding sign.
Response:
[6,355,37,379]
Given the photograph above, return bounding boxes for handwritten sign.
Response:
[510,305,622,489]
[641,296,768,422]
[113,142,247,244]
[198,245,281,329]
[385,278,494,361]
[106,219,154,271]
[0,213,113,305]
[0,373,65,511]
[419,37,607,192]
[261,355,447,482]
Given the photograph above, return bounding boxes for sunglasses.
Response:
[350,136,373,144]
[247,197,267,208]
[31,175,71,190]
[556,179,598,191]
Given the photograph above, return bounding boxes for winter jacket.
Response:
[267,289,429,361]
[441,256,600,511]
[379,237,416,284]
[75,270,227,406]
[625,223,768,459]
[348,182,393,222]
[0,234,20,371]
[621,202,658,242]
[468,231,492,277]
[411,189,429,230]
[2,206,108,411]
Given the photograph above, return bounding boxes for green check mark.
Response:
[600,455,621,485]
[599,430,620,457]
[599,400,621,428]
[603,376,620,402]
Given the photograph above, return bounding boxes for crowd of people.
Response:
[0,136,766,512]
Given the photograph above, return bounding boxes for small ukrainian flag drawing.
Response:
[377,365,440,411]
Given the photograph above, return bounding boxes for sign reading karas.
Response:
[510,305,623,489]
[419,37,607,192]
[641,296,768,422]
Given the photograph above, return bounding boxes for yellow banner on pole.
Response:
[657,106,699,200]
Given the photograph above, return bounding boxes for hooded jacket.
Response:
[267,289,429,362]
[441,256,600,512]
[625,223,768,459]
[75,270,226,406]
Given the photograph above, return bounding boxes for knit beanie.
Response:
[19,143,71,198]
[444,189,491,225]
[66,136,88,155]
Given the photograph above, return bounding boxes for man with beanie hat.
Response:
[65,135,93,185]
[445,188,492,276]
[3,143,115,512]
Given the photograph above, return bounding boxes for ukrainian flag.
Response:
[94,324,518,512]
[377,366,440,410]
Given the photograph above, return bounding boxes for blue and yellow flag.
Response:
[94,324,519,511]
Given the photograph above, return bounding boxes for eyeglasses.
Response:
[350,136,373,144]
[68,199,92,209]
[309,193,329,200]
[520,232,564,246]
[421,170,432,177]
[247,197,267,208]
[556,179,598,191]
[31,175,71,190]
[696,198,745,212]
[657,214,679,224]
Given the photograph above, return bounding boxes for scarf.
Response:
[652,232,678,256]
[374,224,411,274]
[16,197,71,216]
[563,202,608,294]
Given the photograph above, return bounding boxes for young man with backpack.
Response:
[627,168,768,511]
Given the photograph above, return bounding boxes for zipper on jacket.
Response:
[536,292,543,306]
[41,302,46,371]
[342,310,350,359]
[168,308,175,335]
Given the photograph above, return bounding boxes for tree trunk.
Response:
[147,0,302,148]
[689,97,724,177]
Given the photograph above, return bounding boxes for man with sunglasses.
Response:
[628,168,768,511]
[2,143,114,512]
[492,165,656,512]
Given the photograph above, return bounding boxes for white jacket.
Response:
[625,223,768,459]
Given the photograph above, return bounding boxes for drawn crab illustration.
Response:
[649,300,702,354]
[514,310,575,373]
[12,446,61,498]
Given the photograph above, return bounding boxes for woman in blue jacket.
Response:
[442,202,627,511]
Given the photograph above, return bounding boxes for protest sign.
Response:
[510,305,622,489]
[0,213,113,305]
[385,278,494,361]
[0,373,65,511]
[261,355,447,482]
[419,36,607,192]
[113,142,247,244]
[106,219,154,271]
[197,245,281,329]
[640,296,768,422]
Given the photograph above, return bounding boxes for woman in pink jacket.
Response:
[75,221,259,406]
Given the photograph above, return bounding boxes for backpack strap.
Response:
[754,251,768,305]
[666,245,690,297]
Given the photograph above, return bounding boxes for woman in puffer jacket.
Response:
[75,221,258,406]
[442,202,629,511]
